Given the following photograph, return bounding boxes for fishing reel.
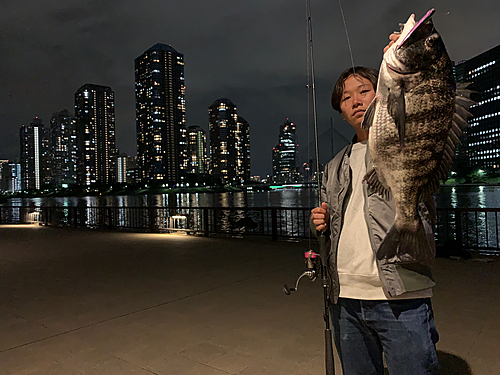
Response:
[283,250,320,295]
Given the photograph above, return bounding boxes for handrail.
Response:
[1,205,499,256]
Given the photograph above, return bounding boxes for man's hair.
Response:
[331,66,379,113]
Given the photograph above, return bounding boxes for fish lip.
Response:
[385,61,417,75]
[397,8,435,50]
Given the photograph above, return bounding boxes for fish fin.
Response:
[387,88,406,147]
[423,89,476,194]
[363,167,391,200]
[377,221,433,265]
[361,96,377,130]
[455,95,476,110]
[377,225,400,261]
[456,82,478,102]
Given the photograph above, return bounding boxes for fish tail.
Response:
[377,220,432,263]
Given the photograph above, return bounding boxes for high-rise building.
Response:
[75,84,117,186]
[1,162,21,193]
[454,45,500,171]
[209,98,251,184]
[117,154,127,183]
[20,117,49,190]
[272,119,299,183]
[187,125,208,174]
[0,160,9,192]
[49,109,78,188]
[116,154,138,184]
[135,43,187,186]
[236,116,251,183]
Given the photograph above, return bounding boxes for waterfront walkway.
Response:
[0,225,498,375]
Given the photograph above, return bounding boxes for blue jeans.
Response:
[330,298,439,375]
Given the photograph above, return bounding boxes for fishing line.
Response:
[305,0,321,207]
[305,1,313,182]
[337,0,356,73]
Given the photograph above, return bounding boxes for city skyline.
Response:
[1,1,499,177]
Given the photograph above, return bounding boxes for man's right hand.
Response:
[311,202,329,232]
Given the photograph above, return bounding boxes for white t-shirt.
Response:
[337,141,432,300]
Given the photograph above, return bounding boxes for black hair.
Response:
[331,66,379,113]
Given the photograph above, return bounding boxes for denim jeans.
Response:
[330,298,440,375]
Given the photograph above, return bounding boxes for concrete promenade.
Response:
[0,225,498,374]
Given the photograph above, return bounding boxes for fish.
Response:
[362,9,473,266]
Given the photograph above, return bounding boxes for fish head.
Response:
[384,9,448,76]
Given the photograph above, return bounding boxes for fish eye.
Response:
[425,33,439,47]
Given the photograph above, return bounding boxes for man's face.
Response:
[339,75,376,129]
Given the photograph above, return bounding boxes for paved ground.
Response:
[0,224,498,375]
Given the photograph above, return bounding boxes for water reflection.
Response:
[478,186,485,208]
[5,186,500,209]
[450,187,457,208]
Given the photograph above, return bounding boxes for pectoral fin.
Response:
[363,167,391,200]
[387,88,406,147]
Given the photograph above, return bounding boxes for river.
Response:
[4,185,500,208]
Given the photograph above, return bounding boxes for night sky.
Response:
[1,0,499,177]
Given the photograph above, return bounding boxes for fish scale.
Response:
[362,9,472,266]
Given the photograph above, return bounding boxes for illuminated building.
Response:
[49,109,78,187]
[20,117,49,190]
[0,160,8,185]
[0,160,10,192]
[209,98,251,184]
[236,116,251,183]
[135,43,187,186]
[117,154,138,184]
[187,125,207,174]
[272,119,299,183]
[117,154,127,183]
[75,84,117,186]
[0,162,21,193]
[454,44,500,170]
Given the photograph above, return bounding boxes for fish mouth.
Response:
[383,9,435,75]
[397,8,435,50]
[385,61,417,75]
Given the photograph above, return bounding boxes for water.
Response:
[434,185,500,209]
[5,188,319,208]
[5,185,500,209]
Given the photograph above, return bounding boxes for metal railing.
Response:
[1,205,499,255]
[0,205,313,240]
[435,207,500,256]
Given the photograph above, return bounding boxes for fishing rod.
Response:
[282,1,335,374]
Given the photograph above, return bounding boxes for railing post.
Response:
[19,206,26,224]
[107,207,112,229]
[149,207,158,232]
[455,208,463,250]
[73,207,78,227]
[203,208,209,237]
[271,208,278,241]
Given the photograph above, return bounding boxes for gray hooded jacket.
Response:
[317,139,436,303]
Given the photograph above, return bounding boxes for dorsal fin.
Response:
[421,90,474,198]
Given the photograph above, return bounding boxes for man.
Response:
[310,64,440,374]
